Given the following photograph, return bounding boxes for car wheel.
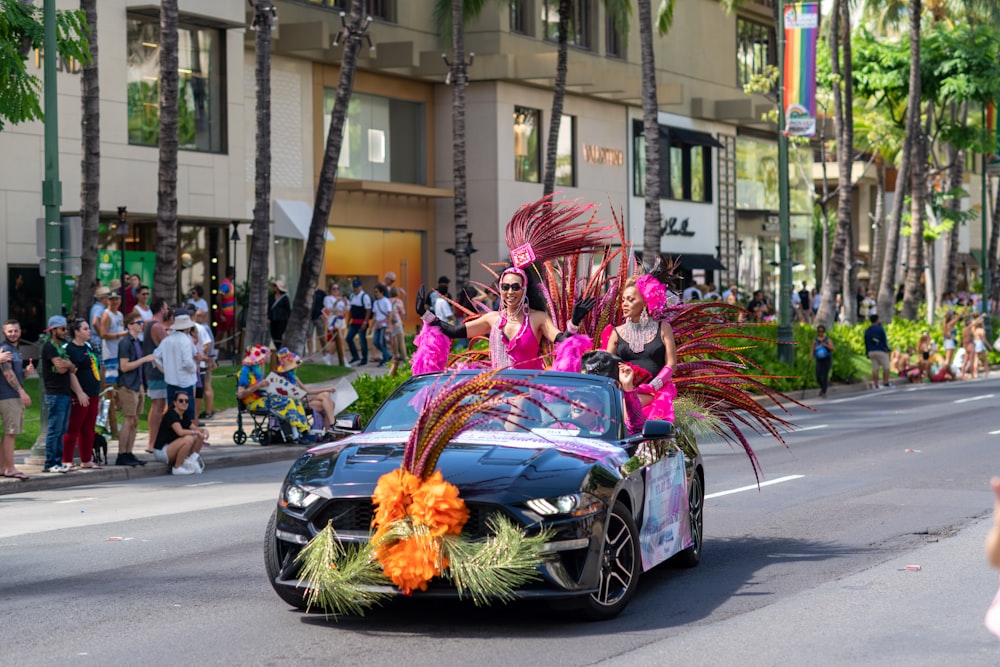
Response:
[581,500,640,620]
[672,469,703,568]
[264,510,308,610]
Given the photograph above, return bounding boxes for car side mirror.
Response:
[333,413,362,432]
[641,419,673,439]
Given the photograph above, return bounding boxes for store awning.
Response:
[273,199,334,241]
[659,126,724,149]
[668,253,727,271]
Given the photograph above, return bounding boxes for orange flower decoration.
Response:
[371,469,421,545]
[378,533,445,595]
[408,470,469,538]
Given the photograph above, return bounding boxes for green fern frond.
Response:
[294,523,391,617]
[442,515,553,605]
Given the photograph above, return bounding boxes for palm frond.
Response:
[295,523,391,617]
[442,515,554,605]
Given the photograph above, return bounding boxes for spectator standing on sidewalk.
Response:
[153,312,199,422]
[116,311,154,466]
[142,298,171,452]
[62,318,103,469]
[133,285,153,330]
[268,280,291,349]
[100,292,126,437]
[0,320,32,480]
[864,314,893,389]
[811,325,834,398]
[322,282,348,366]
[346,279,372,366]
[193,309,217,420]
[39,316,76,473]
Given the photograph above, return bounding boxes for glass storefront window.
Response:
[737,18,775,88]
[556,114,576,187]
[324,91,426,185]
[633,121,713,203]
[543,0,592,49]
[736,137,811,213]
[126,17,225,153]
[514,106,541,183]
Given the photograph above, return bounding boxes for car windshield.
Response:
[366,373,619,441]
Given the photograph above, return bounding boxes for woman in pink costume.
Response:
[605,274,678,422]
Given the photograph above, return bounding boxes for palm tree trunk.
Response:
[74,0,99,319]
[637,0,662,266]
[246,1,275,348]
[450,0,470,291]
[283,0,365,353]
[901,102,929,320]
[895,0,923,322]
[542,0,570,197]
[989,177,1000,311]
[153,0,179,303]
[869,156,886,293]
[876,145,911,323]
[815,0,853,328]
[941,101,967,299]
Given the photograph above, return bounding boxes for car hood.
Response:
[287,431,629,504]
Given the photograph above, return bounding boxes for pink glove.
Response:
[649,365,675,392]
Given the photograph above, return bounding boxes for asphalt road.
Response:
[4,378,1000,666]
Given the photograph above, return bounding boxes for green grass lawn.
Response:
[15,362,353,450]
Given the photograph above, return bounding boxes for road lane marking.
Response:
[705,474,804,500]
[954,394,994,404]
[53,497,96,504]
[794,424,828,432]
[186,481,223,487]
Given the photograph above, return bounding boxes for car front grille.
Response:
[310,499,520,539]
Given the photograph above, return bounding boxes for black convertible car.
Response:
[265,370,704,619]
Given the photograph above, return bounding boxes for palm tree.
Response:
[815,0,856,328]
[153,0,179,303]
[246,0,276,348]
[73,0,99,320]
[899,0,925,321]
[638,0,663,265]
[283,0,368,353]
[541,0,570,196]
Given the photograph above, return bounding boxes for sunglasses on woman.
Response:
[499,283,523,292]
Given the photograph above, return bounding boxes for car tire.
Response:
[264,510,309,610]
[672,468,704,568]
[580,500,640,621]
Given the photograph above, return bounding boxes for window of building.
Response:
[330,0,395,22]
[126,17,226,153]
[543,0,592,49]
[605,9,625,58]
[556,114,576,187]
[510,0,529,35]
[735,136,812,213]
[737,18,775,88]
[324,91,426,184]
[514,106,541,183]
[632,121,715,203]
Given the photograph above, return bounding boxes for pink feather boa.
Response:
[641,380,677,423]
[551,333,593,372]
[411,324,451,375]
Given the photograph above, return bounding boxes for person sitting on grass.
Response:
[152,391,206,475]
[274,348,337,431]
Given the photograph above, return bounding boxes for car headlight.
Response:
[525,492,603,517]
[281,484,322,510]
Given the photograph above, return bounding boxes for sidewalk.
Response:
[1,361,396,496]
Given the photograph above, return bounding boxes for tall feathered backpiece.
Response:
[504,195,612,270]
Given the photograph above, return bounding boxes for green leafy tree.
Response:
[0,0,88,131]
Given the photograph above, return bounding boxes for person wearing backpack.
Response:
[812,324,834,398]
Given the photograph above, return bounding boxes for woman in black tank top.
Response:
[605,276,677,419]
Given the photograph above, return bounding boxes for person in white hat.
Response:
[152,312,199,421]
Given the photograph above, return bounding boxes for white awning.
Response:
[273,199,334,241]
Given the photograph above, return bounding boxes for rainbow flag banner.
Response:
[783,3,819,137]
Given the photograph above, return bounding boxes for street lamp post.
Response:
[117,207,128,287]
[230,220,240,284]
[775,0,795,364]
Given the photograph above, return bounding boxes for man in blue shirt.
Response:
[864,314,893,389]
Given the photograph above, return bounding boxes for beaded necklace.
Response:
[618,316,659,353]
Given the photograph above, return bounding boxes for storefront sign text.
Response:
[660,217,695,237]
[582,144,624,167]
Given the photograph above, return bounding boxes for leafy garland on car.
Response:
[296,370,560,616]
